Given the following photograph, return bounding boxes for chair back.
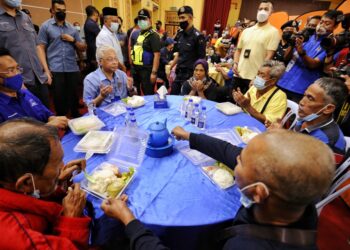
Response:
[280,100,299,130]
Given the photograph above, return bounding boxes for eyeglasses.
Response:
[0,66,23,75]
[102,57,118,63]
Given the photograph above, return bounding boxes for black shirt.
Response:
[84,18,100,61]
[181,77,220,102]
[273,41,292,66]
[174,26,206,70]
[140,28,161,53]
[223,205,318,250]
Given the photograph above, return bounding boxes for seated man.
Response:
[0,118,90,249]
[269,77,348,162]
[0,48,68,128]
[233,60,287,123]
[101,129,335,250]
[83,45,135,107]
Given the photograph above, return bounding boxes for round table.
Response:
[62,95,265,249]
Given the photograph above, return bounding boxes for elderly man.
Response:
[0,0,52,108]
[83,46,134,107]
[232,1,280,94]
[38,0,86,117]
[278,10,343,102]
[96,7,126,72]
[131,9,161,95]
[232,60,287,123]
[100,129,335,250]
[0,118,90,249]
[0,48,68,129]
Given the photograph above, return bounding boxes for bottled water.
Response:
[197,106,207,130]
[86,98,96,116]
[124,107,133,126]
[191,103,200,125]
[180,99,187,117]
[185,99,194,121]
[129,118,138,128]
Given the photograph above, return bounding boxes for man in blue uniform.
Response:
[170,6,206,95]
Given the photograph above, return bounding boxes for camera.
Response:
[289,29,312,45]
[331,51,350,79]
[321,14,350,51]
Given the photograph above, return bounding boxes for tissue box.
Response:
[154,95,168,109]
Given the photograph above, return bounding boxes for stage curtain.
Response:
[201,0,231,34]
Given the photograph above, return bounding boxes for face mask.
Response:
[179,20,189,30]
[55,11,66,21]
[257,10,269,23]
[75,26,80,32]
[110,22,119,33]
[27,173,40,199]
[305,27,316,36]
[4,0,21,8]
[282,31,293,41]
[3,74,23,91]
[316,26,330,36]
[138,20,149,30]
[298,105,328,122]
[238,182,269,208]
[253,76,267,90]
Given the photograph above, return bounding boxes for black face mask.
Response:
[156,25,161,30]
[55,11,66,21]
[179,20,189,30]
[305,28,316,36]
[282,31,293,41]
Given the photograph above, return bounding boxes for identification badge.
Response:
[244,49,251,58]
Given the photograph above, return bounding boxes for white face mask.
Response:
[253,76,267,90]
[238,182,269,208]
[27,173,40,199]
[5,0,21,8]
[110,22,119,33]
[75,26,81,32]
[257,10,270,23]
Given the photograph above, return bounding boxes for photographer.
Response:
[277,10,343,103]
[273,20,299,65]
[322,13,350,136]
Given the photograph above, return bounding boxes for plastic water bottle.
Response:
[185,99,194,121]
[124,107,133,126]
[197,106,207,130]
[129,118,138,128]
[86,98,96,116]
[191,103,200,125]
[180,99,187,117]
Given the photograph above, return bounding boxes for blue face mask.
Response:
[253,76,267,90]
[4,0,21,8]
[238,182,269,208]
[3,74,23,91]
[298,105,329,122]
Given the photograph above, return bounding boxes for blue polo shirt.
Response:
[293,118,346,155]
[83,67,128,106]
[277,35,327,95]
[38,18,81,72]
[0,89,53,123]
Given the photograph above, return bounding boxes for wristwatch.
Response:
[151,71,157,75]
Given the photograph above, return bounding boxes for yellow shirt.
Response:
[237,23,280,80]
[245,86,287,123]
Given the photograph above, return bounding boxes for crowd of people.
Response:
[0,0,349,249]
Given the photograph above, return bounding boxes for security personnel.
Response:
[170,6,206,95]
[131,9,161,95]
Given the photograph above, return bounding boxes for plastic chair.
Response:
[345,136,350,151]
[280,100,299,130]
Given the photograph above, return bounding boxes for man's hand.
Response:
[62,184,86,218]
[295,37,305,55]
[101,195,135,226]
[171,126,190,141]
[127,77,134,90]
[266,119,283,130]
[232,88,250,108]
[99,84,113,98]
[61,34,75,43]
[150,73,157,84]
[233,63,239,76]
[59,158,86,181]
[45,70,52,85]
[47,116,69,129]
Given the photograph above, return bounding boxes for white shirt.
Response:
[96,25,124,63]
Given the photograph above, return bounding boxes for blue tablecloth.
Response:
[62,95,265,249]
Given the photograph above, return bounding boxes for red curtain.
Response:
[201,0,232,34]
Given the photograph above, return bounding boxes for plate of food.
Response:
[234,126,261,144]
[122,95,145,108]
[201,162,235,189]
[81,162,135,199]
[74,131,114,154]
[68,115,105,135]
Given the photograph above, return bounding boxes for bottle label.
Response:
[191,117,196,124]
[185,111,188,118]
[198,121,204,128]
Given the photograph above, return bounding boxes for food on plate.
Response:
[202,165,234,189]
[122,95,145,108]
[235,126,259,144]
[70,116,103,134]
[87,162,134,198]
